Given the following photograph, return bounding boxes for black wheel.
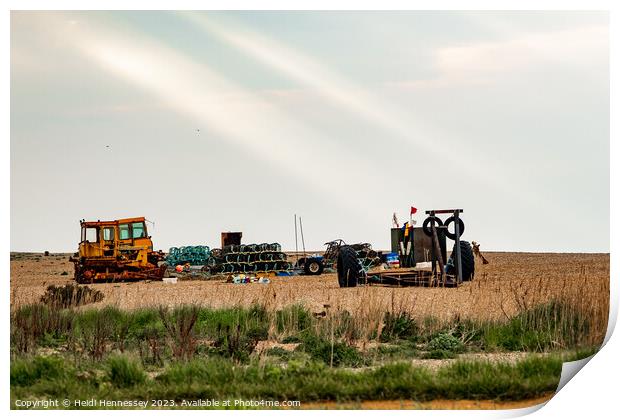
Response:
[422,216,444,237]
[304,258,324,275]
[337,246,363,287]
[444,216,465,240]
[447,241,475,281]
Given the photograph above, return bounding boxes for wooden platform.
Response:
[366,268,461,288]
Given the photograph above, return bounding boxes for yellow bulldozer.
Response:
[70,217,166,283]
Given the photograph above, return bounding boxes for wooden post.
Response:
[431,223,445,286]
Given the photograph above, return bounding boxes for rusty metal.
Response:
[453,209,463,283]
[70,216,166,284]
[323,239,347,261]
[425,209,464,215]
[221,232,242,249]
[424,209,465,284]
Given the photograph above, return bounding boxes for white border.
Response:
[4,1,617,419]
[1,0,617,11]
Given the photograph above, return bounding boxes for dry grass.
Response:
[11,252,609,346]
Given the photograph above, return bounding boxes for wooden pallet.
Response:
[366,268,461,288]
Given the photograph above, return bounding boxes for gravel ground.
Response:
[10,252,609,324]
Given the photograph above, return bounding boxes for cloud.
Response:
[388,25,608,90]
[178,12,567,207]
[11,12,609,252]
[178,13,456,156]
[19,14,386,211]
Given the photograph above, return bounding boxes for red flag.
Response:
[410,206,417,215]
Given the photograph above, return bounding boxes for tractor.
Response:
[294,239,343,276]
[296,239,381,280]
[69,217,166,283]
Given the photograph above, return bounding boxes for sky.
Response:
[10,11,609,253]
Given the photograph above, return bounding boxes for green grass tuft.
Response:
[482,301,591,352]
[11,356,67,387]
[380,312,419,342]
[297,334,365,367]
[106,356,146,388]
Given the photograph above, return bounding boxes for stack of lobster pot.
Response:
[165,245,211,266]
[350,243,381,270]
[207,243,292,274]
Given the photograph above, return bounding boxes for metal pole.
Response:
[299,217,306,255]
[454,210,462,283]
[430,211,437,277]
[294,214,299,266]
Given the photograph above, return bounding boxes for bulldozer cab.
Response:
[79,217,153,262]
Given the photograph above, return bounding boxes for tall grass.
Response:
[10,304,75,353]
[471,263,609,348]
[11,298,603,365]
[10,294,602,407]
[11,261,608,361]
[481,300,592,351]
[159,306,199,360]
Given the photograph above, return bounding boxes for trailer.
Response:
[336,208,474,288]
[366,268,460,288]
